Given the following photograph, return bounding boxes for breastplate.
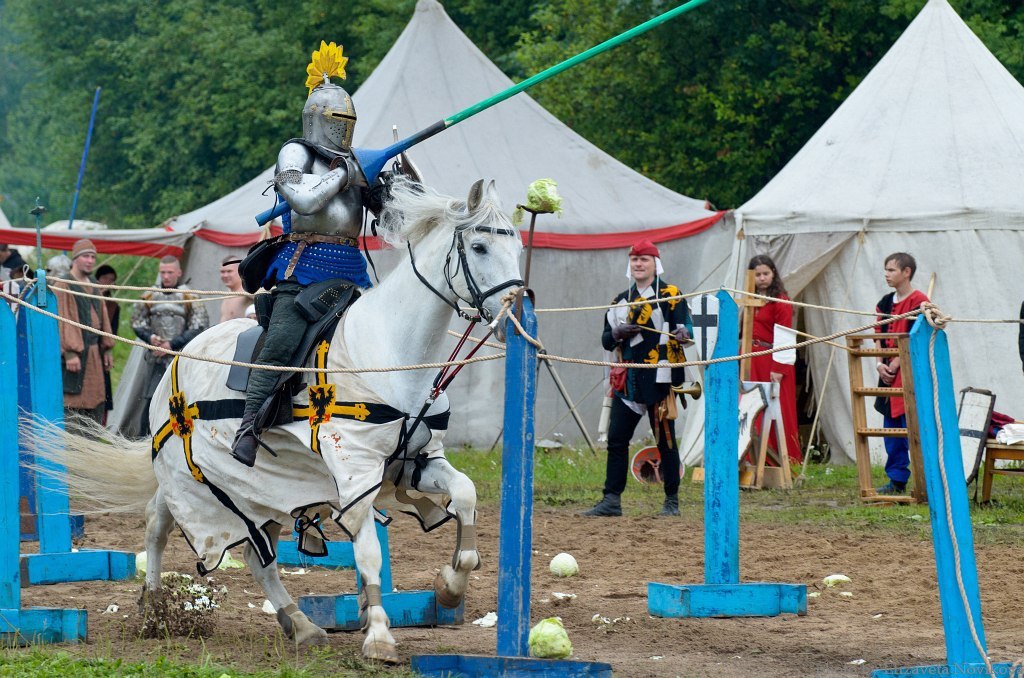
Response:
[290,156,365,238]
[149,295,188,338]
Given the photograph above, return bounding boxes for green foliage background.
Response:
[1,0,1022,227]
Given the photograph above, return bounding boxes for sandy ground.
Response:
[17,508,1024,677]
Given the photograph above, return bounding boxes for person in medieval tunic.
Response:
[52,239,115,425]
[131,255,209,436]
[747,255,801,464]
[584,240,693,517]
[95,263,120,415]
[873,252,929,495]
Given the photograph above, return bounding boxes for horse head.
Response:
[380,178,524,340]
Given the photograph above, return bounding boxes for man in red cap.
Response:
[584,239,693,517]
[51,239,116,425]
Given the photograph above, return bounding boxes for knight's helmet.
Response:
[302,41,356,151]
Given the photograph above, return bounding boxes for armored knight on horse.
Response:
[233,41,418,466]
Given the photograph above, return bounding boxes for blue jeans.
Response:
[883,413,910,484]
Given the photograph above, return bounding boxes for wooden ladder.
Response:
[846,333,927,504]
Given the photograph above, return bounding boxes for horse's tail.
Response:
[21,417,157,514]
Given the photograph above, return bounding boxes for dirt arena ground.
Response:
[17,507,1024,677]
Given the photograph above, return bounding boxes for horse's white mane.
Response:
[377,177,510,248]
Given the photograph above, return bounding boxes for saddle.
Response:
[226,278,360,431]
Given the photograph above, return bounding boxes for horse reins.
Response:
[407,224,523,323]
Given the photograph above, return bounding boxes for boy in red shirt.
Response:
[874,252,929,494]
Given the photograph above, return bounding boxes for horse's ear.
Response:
[485,179,498,200]
[467,179,485,211]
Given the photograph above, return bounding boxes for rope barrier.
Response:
[534,287,720,313]
[51,276,1024,324]
[52,283,242,305]
[0,289,504,374]
[532,306,931,370]
[54,276,250,297]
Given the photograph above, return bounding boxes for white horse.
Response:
[31,179,523,662]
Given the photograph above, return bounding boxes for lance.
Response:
[256,0,713,226]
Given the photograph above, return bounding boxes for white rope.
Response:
[55,276,249,297]
[52,284,240,305]
[0,289,503,374]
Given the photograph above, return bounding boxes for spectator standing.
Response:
[131,255,209,436]
[51,239,115,425]
[0,244,27,279]
[583,240,692,517]
[217,256,252,323]
[874,252,929,495]
[747,255,801,463]
[95,263,120,417]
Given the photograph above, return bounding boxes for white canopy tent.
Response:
[107,0,734,443]
[697,0,1024,465]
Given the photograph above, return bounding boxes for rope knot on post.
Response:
[921,302,951,330]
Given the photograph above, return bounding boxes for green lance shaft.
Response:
[353,0,713,182]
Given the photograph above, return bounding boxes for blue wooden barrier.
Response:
[295,515,464,630]
[872,318,1014,677]
[1,291,87,643]
[14,273,134,587]
[412,298,612,676]
[648,290,806,618]
[16,306,84,542]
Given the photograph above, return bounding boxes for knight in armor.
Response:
[131,255,210,436]
[232,41,414,467]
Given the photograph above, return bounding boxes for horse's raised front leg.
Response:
[412,458,480,609]
[242,524,327,646]
[140,487,176,613]
[352,509,399,663]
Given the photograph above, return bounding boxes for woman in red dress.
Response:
[748,255,802,463]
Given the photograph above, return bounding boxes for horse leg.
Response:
[352,511,398,663]
[242,525,327,646]
[140,487,175,615]
[413,458,480,608]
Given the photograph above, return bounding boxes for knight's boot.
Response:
[231,412,260,467]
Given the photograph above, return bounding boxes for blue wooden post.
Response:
[705,290,740,585]
[496,297,538,659]
[412,296,612,677]
[873,318,1014,677]
[1,293,88,644]
[648,291,805,618]
[24,273,73,554]
[1,303,21,611]
[15,272,134,587]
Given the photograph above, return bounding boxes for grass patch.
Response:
[448,447,1024,546]
[0,646,418,677]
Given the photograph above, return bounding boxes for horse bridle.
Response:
[407,224,523,323]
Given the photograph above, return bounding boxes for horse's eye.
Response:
[471,243,487,255]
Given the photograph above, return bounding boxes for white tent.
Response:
[715,0,1024,464]
[111,0,734,443]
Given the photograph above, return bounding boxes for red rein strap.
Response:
[431,321,493,399]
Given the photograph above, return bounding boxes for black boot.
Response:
[658,494,680,517]
[231,412,260,467]
[582,493,622,517]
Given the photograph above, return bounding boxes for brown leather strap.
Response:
[283,241,306,279]
[285,232,358,247]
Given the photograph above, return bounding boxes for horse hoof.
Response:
[363,639,400,664]
[433,567,464,609]
[296,625,328,646]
